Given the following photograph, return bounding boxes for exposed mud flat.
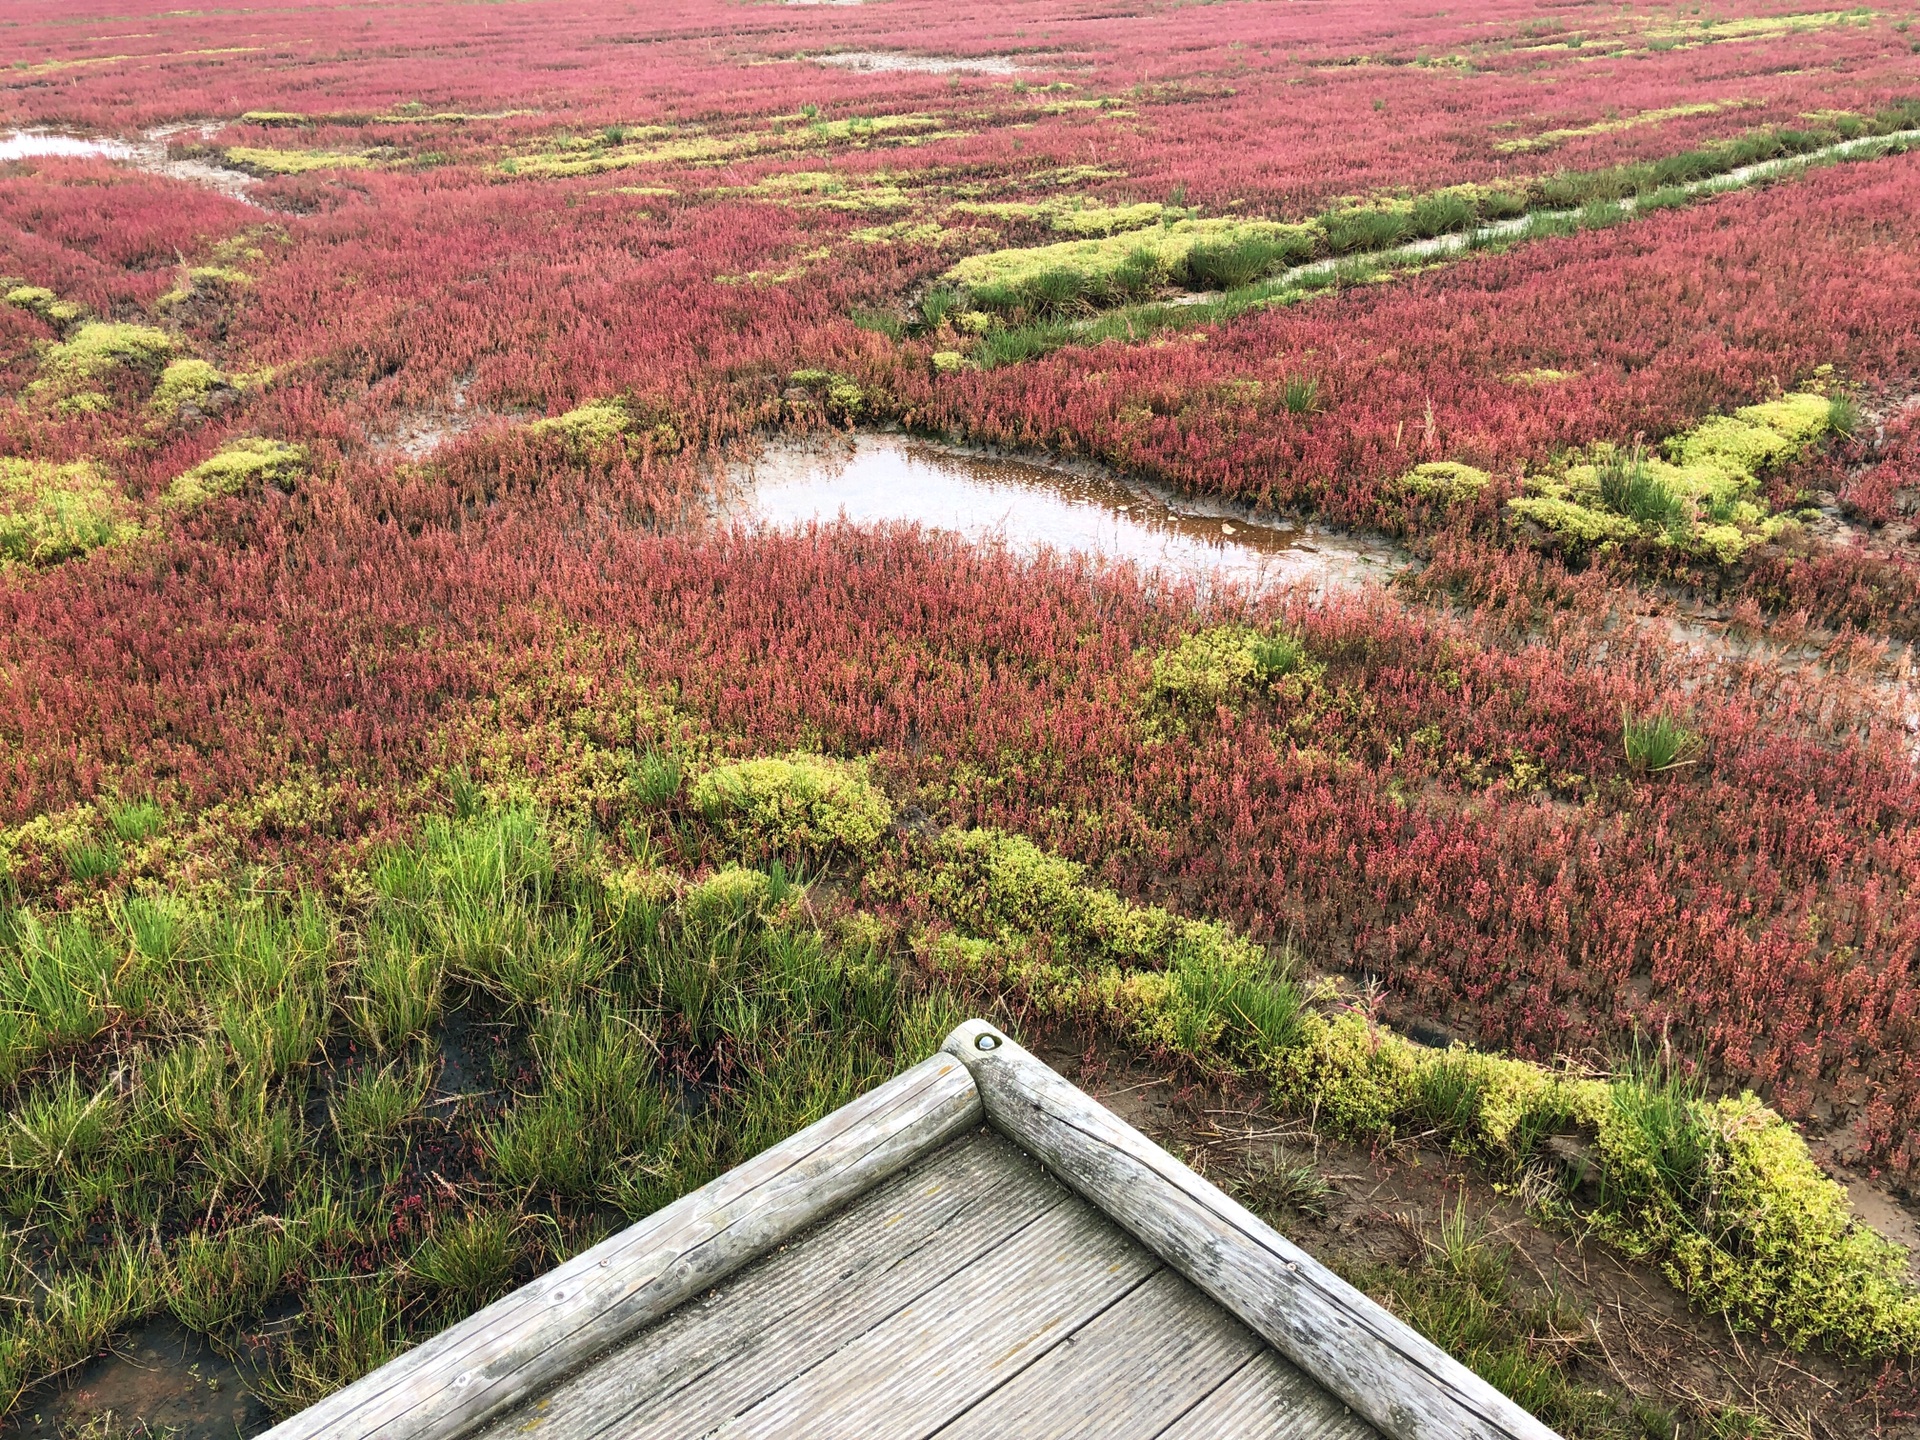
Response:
[10,1319,271,1439]
[811,50,1024,73]
[724,432,1403,596]
[364,376,512,459]
[133,122,262,203]
[0,125,260,204]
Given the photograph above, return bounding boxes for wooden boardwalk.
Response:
[473,1127,1377,1440]
[264,1022,1560,1440]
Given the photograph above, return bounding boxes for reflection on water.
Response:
[0,126,261,203]
[0,132,134,162]
[727,434,1398,593]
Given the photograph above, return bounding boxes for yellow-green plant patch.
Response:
[1146,623,1314,719]
[34,322,173,391]
[1507,390,1836,558]
[716,246,830,285]
[847,220,946,245]
[1494,99,1751,154]
[1640,8,1874,45]
[1505,368,1570,386]
[164,438,307,509]
[529,398,680,454]
[787,369,865,417]
[0,458,140,567]
[510,114,953,180]
[744,170,912,210]
[1734,391,1835,443]
[1401,461,1492,499]
[947,199,1171,236]
[223,147,376,175]
[1507,492,1641,546]
[3,285,86,329]
[157,266,255,310]
[944,216,1313,293]
[1260,1006,1920,1358]
[149,359,232,419]
[527,399,632,448]
[691,754,892,863]
[1673,414,1797,478]
[1148,625,1261,708]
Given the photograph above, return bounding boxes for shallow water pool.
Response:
[0,132,134,162]
[726,434,1399,594]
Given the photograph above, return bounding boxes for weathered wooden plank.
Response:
[476,1128,1070,1440]
[258,1051,982,1440]
[942,1021,1563,1440]
[1158,1350,1378,1440]
[929,1264,1263,1440]
[704,1195,1160,1439]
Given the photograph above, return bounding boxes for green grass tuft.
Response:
[1621,707,1703,774]
[1598,447,1690,530]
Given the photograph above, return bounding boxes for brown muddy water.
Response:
[10,1319,272,1439]
[725,434,1403,594]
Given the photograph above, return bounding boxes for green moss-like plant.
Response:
[528,399,631,448]
[945,217,1317,311]
[224,147,373,175]
[1268,1010,1419,1137]
[1733,391,1834,443]
[1507,493,1640,548]
[158,267,256,310]
[1251,1004,1920,1360]
[526,398,678,455]
[1147,624,1315,716]
[1673,414,1796,477]
[691,755,892,864]
[1513,391,1834,560]
[34,323,174,394]
[164,438,307,509]
[149,359,231,419]
[0,458,140,567]
[4,285,85,329]
[1402,461,1492,500]
[920,826,1303,1061]
[787,369,865,418]
[1654,1097,1920,1357]
[1148,625,1261,708]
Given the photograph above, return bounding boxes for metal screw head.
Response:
[975,1032,1000,1051]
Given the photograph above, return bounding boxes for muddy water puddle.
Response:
[812,51,1024,74]
[11,1319,271,1439]
[1,126,260,204]
[725,434,1400,594]
[0,133,135,163]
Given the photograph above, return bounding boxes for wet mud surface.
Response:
[9,1320,271,1439]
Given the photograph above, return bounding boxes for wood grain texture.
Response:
[1158,1351,1378,1440]
[941,1021,1564,1440]
[478,1128,1070,1440]
[928,1264,1263,1440]
[706,1193,1159,1439]
[259,1051,982,1440]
